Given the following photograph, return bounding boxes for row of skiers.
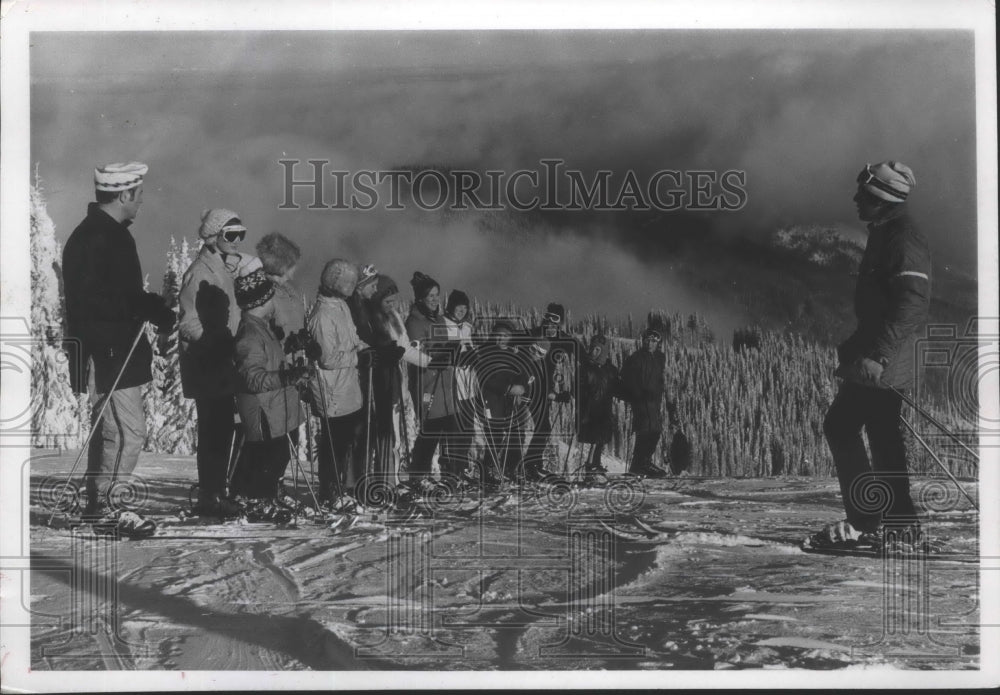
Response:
[61,159,936,550]
[174,213,672,518]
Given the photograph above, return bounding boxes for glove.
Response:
[283,328,309,354]
[304,337,323,361]
[377,344,406,364]
[279,365,310,387]
[508,384,526,397]
[837,357,883,387]
[136,292,167,320]
[553,391,572,404]
[357,348,377,369]
[156,309,176,333]
[148,298,176,333]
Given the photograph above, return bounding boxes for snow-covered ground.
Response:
[28,448,979,671]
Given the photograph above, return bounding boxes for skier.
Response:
[348,263,380,345]
[62,161,170,537]
[256,232,306,340]
[177,208,249,518]
[230,265,309,513]
[620,328,669,478]
[472,320,531,488]
[347,262,379,484]
[307,259,365,501]
[577,334,622,477]
[407,332,462,484]
[367,275,430,484]
[256,231,308,490]
[523,302,576,480]
[442,289,479,478]
[405,270,442,408]
[813,161,929,550]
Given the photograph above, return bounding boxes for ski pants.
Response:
[483,417,523,480]
[411,413,472,477]
[85,385,146,510]
[195,395,235,497]
[629,431,661,472]
[231,435,290,499]
[824,381,918,531]
[318,410,361,498]
[524,409,552,473]
[585,440,606,471]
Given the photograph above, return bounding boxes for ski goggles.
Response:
[543,311,562,324]
[357,263,378,286]
[220,228,246,243]
[643,330,661,342]
[856,164,908,200]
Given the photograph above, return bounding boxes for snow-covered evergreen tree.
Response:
[30,179,86,449]
[143,237,197,453]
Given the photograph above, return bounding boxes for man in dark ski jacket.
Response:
[524,302,577,480]
[621,328,668,478]
[471,320,531,487]
[62,162,175,527]
[819,160,930,547]
[578,334,621,474]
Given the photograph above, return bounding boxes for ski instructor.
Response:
[816,160,930,548]
[62,161,174,535]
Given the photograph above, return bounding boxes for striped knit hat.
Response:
[94,162,147,192]
[857,161,916,203]
[234,267,274,310]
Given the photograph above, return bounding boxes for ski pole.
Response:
[561,431,577,478]
[289,433,299,524]
[287,432,322,512]
[365,361,374,478]
[500,397,517,482]
[224,427,245,497]
[396,364,413,473]
[476,390,504,483]
[572,442,597,478]
[891,386,979,463]
[48,325,145,526]
[900,416,978,511]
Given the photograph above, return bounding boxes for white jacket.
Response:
[307,294,366,417]
[443,315,477,402]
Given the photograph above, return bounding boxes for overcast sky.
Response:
[31,30,977,325]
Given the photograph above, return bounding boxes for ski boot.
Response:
[89,509,157,540]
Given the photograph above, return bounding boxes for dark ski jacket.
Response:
[405,303,457,422]
[578,356,621,445]
[621,348,666,434]
[62,203,152,393]
[471,343,530,422]
[838,205,931,389]
[348,293,377,346]
[528,325,581,426]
